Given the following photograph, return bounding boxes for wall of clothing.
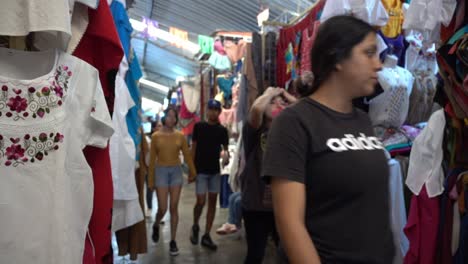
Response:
[0,0,145,264]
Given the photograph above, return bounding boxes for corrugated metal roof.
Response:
[128,0,317,102]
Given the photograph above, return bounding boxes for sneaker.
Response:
[145,208,152,218]
[216,223,238,235]
[201,234,218,251]
[151,224,159,243]
[190,224,199,245]
[169,240,179,256]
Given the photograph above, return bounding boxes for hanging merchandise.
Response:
[437,25,468,119]
[276,0,325,87]
[208,39,232,71]
[388,158,410,264]
[320,0,389,27]
[0,48,114,264]
[198,35,214,54]
[180,81,201,137]
[110,0,143,160]
[380,0,405,38]
[169,27,189,48]
[264,31,277,87]
[378,31,407,67]
[243,43,259,110]
[224,39,247,63]
[115,131,148,261]
[109,0,147,260]
[300,20,320,73]
[0,0,72,50]
[406,50,438,126]
[369,55,415,128]
[181,77,201,113]
[217,73,235,106]
[440,0,466,43]
[141,16,159,41]
[70,1,125,263]
[403,0,458,44]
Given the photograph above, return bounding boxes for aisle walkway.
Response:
[113,180,276,264]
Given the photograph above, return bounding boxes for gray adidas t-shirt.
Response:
[262,97,395,263]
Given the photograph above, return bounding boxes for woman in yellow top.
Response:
[148,107,196,256]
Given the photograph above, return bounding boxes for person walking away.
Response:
[190,99,230,251]
[241,87,297,264]
[262,16,395,263]
[148,108,197,256]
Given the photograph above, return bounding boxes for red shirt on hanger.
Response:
[72,1,124,264]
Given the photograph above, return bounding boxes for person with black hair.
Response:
[263,15,395,263]
[148,107,196,256]
[190,99,230,251]
[241,87,297,264]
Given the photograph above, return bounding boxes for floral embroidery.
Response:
[0,65,72,120]
[0,132,64,167]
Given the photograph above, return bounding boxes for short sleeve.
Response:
[262,109,309,184]
[74,63,114,149]
[86,77,114,148]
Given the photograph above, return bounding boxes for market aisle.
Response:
[113,179,277,264]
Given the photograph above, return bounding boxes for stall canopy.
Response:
[128,0,317,103]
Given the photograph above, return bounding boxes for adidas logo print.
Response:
[327,133,384,152]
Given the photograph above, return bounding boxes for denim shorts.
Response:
[196,173,221,194]
[155,166,183,187]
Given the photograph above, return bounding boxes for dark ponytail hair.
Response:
[298,15,376,97]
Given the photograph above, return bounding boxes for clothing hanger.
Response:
[75,0,99,9]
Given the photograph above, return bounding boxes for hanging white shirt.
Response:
[369,65,415,128]
[110,56,144,231]
[0,48,113,264]
[403,0,457,43]
[406,109,446,197]
[320,0,389,26]
[0,0,74,50]
[110,56,138,201]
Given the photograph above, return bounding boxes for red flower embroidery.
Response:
[54,133,64,143]
[5,143,25,161]
[0,64,72,120]
[0,132,64,166]
[53,85,64,98]
[7,96,28,113]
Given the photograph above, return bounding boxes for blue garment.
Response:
[228,192,242,228]
[125,53,143,160]
[111,0,143,160]
[110,0,132,58]
[220,174,233,208]
[217,76,234,101]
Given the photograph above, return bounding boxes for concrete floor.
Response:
[113,181,276,264]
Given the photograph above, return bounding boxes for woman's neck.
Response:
[161,126,175,133]
[310,80,354,114]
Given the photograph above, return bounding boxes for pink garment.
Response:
[219,107,236,127]
[224,39,247,63]
[300,21,320,74]
[403,185,440,264]
[214,40,227,55]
